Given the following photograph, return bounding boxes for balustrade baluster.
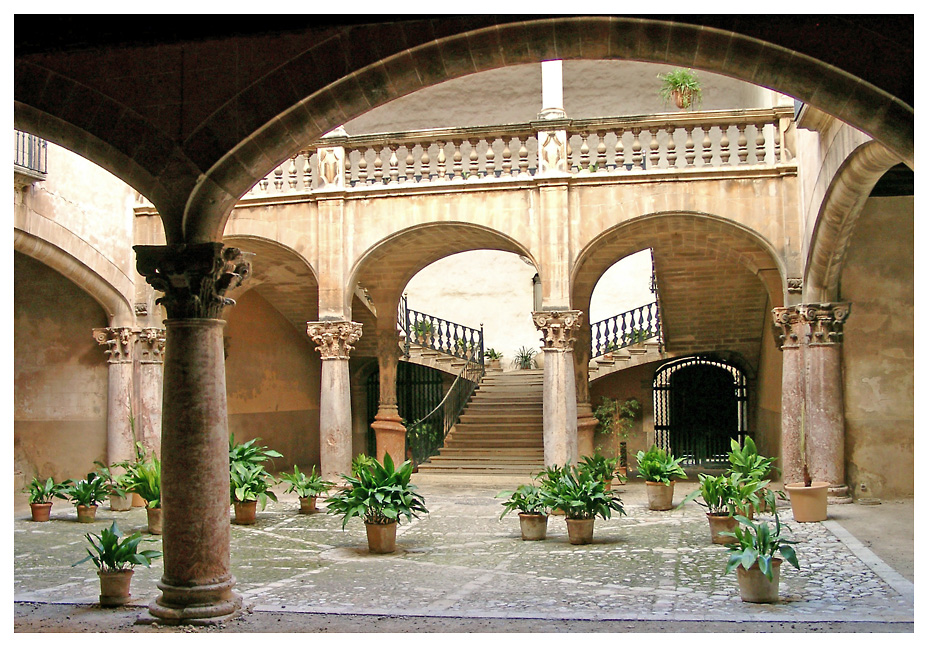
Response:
[736,124,748,165]
[467,137,479,179]
[451,139,464,180]
[388,145,399,184]
[666,126,678,168]
[436,141,447,180]
[702,126,713,166]
[719,127,732,166]
[259,174,269,192]
[595,130,607,172]
[420,145,431,181]
[518,139,529,176]
[288,155,298,190]
[648,127,660,169]
[631,128,643,170]
[501,137,513,176]
[684,127,696,167]
[485,137,496,177]
[373,145,385,184]
[357,147,369,184]
[302,151,312,189]
[273,163,284,191]
[754,123,766,164]
[405,147,415,183]
[616,130,626,170]
[579,131,590,172]
[775,120,784,163]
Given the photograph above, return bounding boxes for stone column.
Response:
[136,327,166,457]
[772,306,804,485]
[92,326,137,466]
[801,303,852,502]
[533,310,583,467]
[370,330,406,464]
[307,321,363,480]
[135,242,251,624]
[573,322,597,458]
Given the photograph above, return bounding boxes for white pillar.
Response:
[540,60,565,120]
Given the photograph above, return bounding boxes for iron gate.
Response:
[653,356,748,466]
[365,361,446,456]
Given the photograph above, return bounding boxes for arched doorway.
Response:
[653,356,748,467]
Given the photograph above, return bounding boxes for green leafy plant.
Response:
[496,484,548,519]
[125,456,162,509]
[593,397,641,440]
[351,453,379,477]
[512,346,537,370]
[229,435,283,469]
[24,476,72,504]
[73,521,162,572]
[412,320,433,340]
[483,348,503,360]
[728,437,777,481]
[722,513,800,581]
[538,465,626,521]
[64,473,110,507]
[657,68,703,109]
[578,453,622,485]
[678,473,740,515]
[325,453,428,528]
[277,465,333,498]
[636,445,687,484]
[93,461,133,498]
[230,461,278,508]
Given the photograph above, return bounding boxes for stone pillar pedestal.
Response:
[533,311,583,467]
[93,327,137,466]
[308,321,363,481]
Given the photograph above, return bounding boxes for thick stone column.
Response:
[136,327,166,457]
[533,310,583,467]
[772,306,804,485]
[370,331,406,464]
[92,326,136,466]
[135,242,251,624]
[308,321,363,480]
[802,303,852,502]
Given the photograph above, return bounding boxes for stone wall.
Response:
[753,296,783,469]
[588,362,659,462]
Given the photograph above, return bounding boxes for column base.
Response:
[828,484,854,505]
[371,409,407,464]
[148,576,242,625]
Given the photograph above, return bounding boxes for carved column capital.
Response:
[533,310,583,351]
[92,327,136,363]
[137,327,167,364]
[134,243,252,319]
[800,302,851,346]
[771,306,803,350]
[307,321,363,360]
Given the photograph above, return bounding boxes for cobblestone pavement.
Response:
[13,479,914,629]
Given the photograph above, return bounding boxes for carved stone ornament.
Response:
[317,146,345,189]
[787,278,803,294]
[307,321,363,360]
[771,306,802,350]
[138,327,166,364]
[800,302,851,346]
[538,130,568,174]
[134,302,149,316]
[134,243,252,320]
[532,310,583,351]
[92,327,135,363]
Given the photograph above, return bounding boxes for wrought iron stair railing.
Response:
[590,301,662,358]
[399,295,485,366]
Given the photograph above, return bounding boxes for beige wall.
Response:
[14,252,109,484]
[589,362,660,461]
[754,296,783,469]
[224,289,322,473]
[841,196,913,499]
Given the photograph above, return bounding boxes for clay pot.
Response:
[706,513,738,544]
[645,481,675,511]
[146,506,163,534]
[566,518,595,545]
[299,496,318,514]
[98,569,134,607]
[109,494,131,512]
[131,493,146,508]
[785,481,830,522]
[365,521,397,554]
[76,504,98,523]
[735,558,781,603]
[233,500,258,525]
[518,513,548,541]
[30,502,52,522]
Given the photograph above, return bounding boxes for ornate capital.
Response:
[137,327,166,364]
[800,302,851,346]
[533,310,583,351]
[771,306,802,350]
[93,327,135,363]
[307,321,363,360]
[134,243,252,320]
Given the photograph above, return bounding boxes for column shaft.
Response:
[534,310,583,467]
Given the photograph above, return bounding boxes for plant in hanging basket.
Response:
[73,521,162,607]
[657,68,703,109]
[24,476,72,521]
[278,465,333,513]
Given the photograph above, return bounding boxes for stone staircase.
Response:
[416,370,545,476]
[588,338,667,381]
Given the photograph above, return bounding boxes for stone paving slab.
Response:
[13,482,913,625]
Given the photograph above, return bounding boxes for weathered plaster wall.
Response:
[588,362,660,462]
[754,297,783,468]
[14,252,109,484]
[840,196,913,499]
[224,289,322,472]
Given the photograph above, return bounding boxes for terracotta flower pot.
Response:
[566,518,595,545]
[365,521,397,554]
[109,494,131,512]
[646,481,675,511]
[131,493,146,508]
[76,504,98,523]
[785,481,830,522]
[518,513,548,541]
[706,513,738,544]
[299,496,318,514]
[233,500,258,525]
[98,569,134,607]
[30,502,52,522]
[146,506,163,534]
[735,558,781,603]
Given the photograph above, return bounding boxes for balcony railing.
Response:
[14,130,47,177]
[400,296,485,366]
[243,107,794,199]
[591,301,662,358]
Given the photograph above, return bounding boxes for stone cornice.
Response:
[307,321,363,360]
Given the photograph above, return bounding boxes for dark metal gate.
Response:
[365,361,446,456]
[653,356,748,467]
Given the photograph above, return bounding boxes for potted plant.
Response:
[124,456,162,534]
[721,512,800,603]
[497,484,549,541]
[728,437,780,513]
[784,410,829,522]
[24,476,72,522]
[230,461,278,524]
[324,452,428,554]
[657,68,703,109]
[677,473,742,544]
[64,473,110,523]
[636,445,687,511]
[593,396,641,477]
[73,521,162,607]
[351,453,379,477]
[539,465,625,545]
[94,461,133,512]
[578,453,623,490]
[512,346,537,370]
[602,341,620,360]
[412,320,433,346]
[229,434,283,469]
[278,465,333,514]
[484,348,503,370]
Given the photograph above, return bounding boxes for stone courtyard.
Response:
[13,477,913,633]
